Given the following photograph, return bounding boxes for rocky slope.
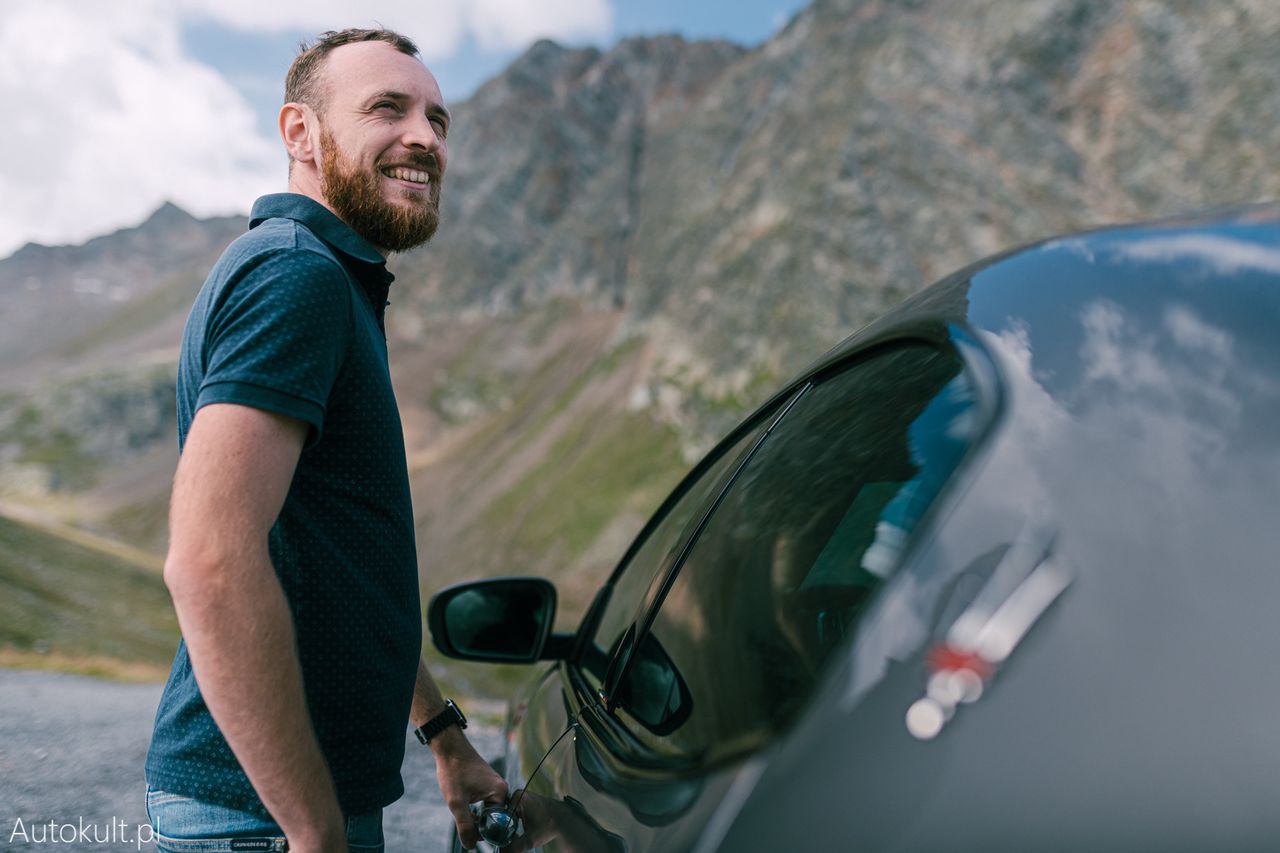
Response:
[2,0,1278,678]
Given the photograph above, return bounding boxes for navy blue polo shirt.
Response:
[146,193,421,817]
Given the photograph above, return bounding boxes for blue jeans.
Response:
[146,787,384,852]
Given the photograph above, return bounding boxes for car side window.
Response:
[578,407,782,695]
[611,343,981,764]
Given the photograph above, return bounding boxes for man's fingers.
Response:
[484,775,511,804]
[450,803,480,849]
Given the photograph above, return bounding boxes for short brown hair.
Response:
[285,28,420,115]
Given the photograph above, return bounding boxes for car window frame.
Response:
[567,388,805,709]
[573,327,1003,772]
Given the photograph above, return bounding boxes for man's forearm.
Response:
[411,657,483,763]
[168,546,344,850]
[410,658,450,728]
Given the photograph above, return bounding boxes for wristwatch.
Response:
[415,699,468,745]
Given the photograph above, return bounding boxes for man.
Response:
[145,29,506,853]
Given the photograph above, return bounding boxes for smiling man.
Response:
[145,29,505,853]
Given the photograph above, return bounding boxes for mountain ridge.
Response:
[2,0,1278,681]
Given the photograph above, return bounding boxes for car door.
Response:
[493,396,793,844]
[508,335,990,852]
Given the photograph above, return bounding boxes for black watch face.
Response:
[449,700,467,727]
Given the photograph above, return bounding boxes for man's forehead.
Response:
[323,41,443,105]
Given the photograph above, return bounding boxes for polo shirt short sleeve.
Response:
[195,249,353,443]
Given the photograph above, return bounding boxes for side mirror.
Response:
[428,577,557,663]
[612,631,693,735]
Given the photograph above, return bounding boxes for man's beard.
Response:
[318,127,442,253]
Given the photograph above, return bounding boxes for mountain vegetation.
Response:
[2,0,1277,686]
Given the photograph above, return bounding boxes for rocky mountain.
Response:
[0,203,241,379]
[2,0,1278,679]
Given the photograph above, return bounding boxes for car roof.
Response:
[812,201,1280,363]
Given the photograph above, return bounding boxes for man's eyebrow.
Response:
[365,90,409,106]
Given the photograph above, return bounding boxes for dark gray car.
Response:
[431,204,1280,852]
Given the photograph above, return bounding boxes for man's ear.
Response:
[280,102,317,164]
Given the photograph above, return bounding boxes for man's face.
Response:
[313,42,450,252]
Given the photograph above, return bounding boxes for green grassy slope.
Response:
[0,512,178,680]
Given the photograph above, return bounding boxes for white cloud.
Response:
[1041,237,1096,264]
[464,0,613,51]
[0,0,615,258]
[178,0,612,59]
[177,0,468,61]
[1112,233,1280,276]
[1164,303,1233,362]
[0,0,282,258]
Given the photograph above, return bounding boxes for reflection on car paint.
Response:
[906,525,1072,740]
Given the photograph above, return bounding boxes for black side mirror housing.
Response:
[428,577,559,663]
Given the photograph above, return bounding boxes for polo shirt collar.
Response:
[249,193,388,270]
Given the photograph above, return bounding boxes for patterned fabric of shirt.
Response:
[146,193,421,817]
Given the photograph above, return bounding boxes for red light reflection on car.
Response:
[906,536,1072,741]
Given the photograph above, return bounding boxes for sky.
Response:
[0,0,807,261]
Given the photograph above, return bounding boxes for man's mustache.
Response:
[402,152,441,183]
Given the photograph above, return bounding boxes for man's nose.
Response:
[402,113,442,154]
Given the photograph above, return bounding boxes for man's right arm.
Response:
[164,402,346,853]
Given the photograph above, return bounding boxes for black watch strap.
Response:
[415,699,467,745]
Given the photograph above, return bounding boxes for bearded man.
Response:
[145,29,505,853]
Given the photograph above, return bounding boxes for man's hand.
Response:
[430,725,509,849]
[506,790,616,853]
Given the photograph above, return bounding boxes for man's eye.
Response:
[374,101,400,112]
[430,117,448,137]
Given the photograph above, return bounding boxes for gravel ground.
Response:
[0,668,500,852]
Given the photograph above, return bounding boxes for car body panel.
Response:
[514,673,744,853]
[708,208,1280,850]
[452,205,1280,851]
